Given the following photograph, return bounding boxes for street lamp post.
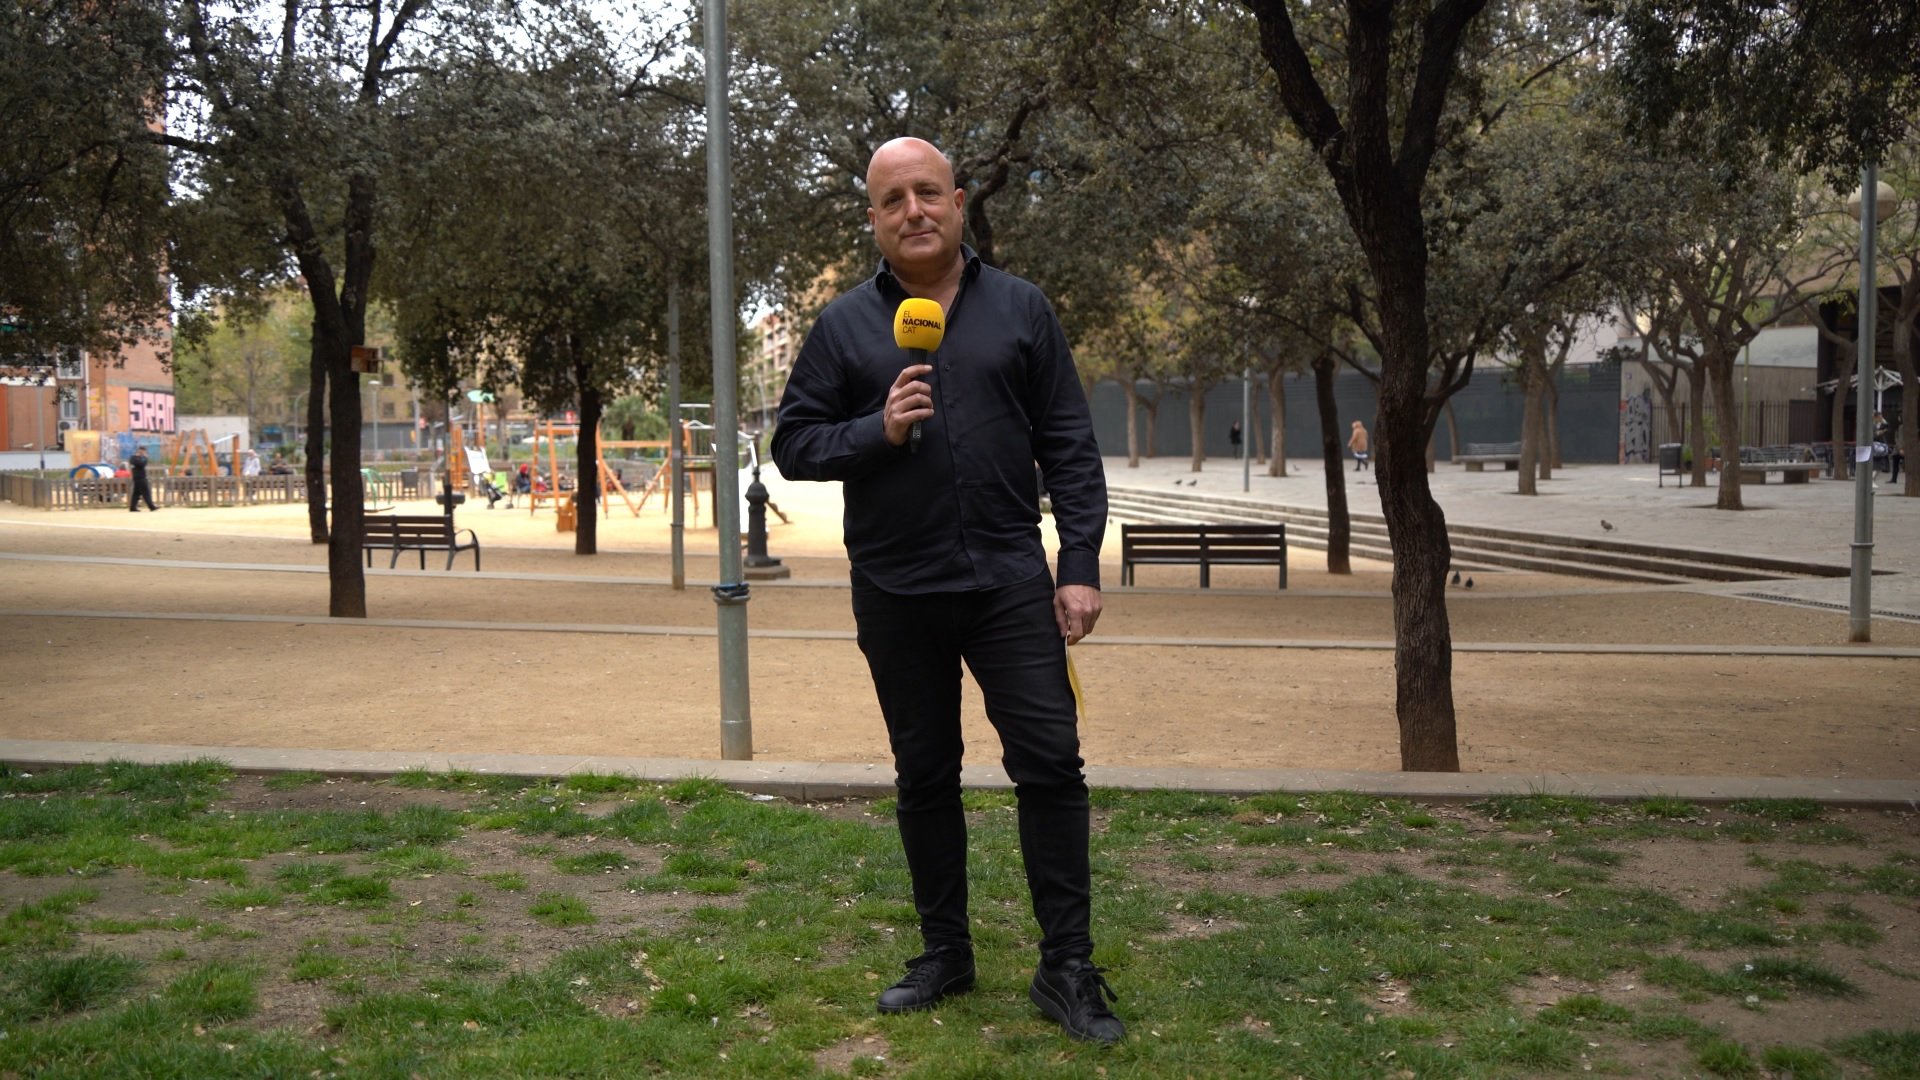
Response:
[1844,169,1898,643]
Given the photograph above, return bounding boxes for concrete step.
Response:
[1107,484,1810,585]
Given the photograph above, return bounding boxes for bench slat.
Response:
[1120,523,1286,589]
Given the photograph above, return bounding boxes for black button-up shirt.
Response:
[771,248,1107,594]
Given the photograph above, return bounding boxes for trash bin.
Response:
[1657,443,1682,488]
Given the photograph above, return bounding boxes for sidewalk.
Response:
[1105,455,1920,617]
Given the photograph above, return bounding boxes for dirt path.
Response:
[2,507,1916,779]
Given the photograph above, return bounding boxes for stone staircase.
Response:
[1106,484,1847,585]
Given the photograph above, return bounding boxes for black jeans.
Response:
[851,569,1092,967]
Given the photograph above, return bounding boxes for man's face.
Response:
[866,140,965,279]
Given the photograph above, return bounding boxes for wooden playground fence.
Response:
[2,471,309,510]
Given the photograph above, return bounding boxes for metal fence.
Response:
[1,472,308,510]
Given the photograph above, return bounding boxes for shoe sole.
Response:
[875,973,974,1014]
[1029,978,1122,1044]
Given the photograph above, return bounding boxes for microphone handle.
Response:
[908,348,929,455]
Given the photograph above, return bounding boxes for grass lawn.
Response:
[0,761,1915,1078]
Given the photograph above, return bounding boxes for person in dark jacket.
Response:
[127,448,157,511]
[771,137,1121,1045]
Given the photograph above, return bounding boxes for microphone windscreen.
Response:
[893,298,946,352]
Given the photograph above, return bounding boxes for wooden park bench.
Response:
[1458,442,1523,471]
[361,514,481,571]
[1120,523,1287,589]
[1734,446,1822,485]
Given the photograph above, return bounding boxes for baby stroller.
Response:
[478,472,507,509]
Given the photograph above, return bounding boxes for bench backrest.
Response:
[1464,442,1521,456]
[1121,523,1286,558]
[363,514,455,542]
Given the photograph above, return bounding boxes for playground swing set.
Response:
[440,408,724,529]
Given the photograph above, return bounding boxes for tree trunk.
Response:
[1543,376,1562,474]
[1443,398,1459,460]
[1518,357,1543,496]
[1267,365,1287,477]
[319,314,366,619]
[1708,355,1745,511]
[575,351,600,556]
[1893,283,1919,497]
[1312,353,1350,575]
[1142,393,1159,459]
[1121,380,1141,467]
[1188,390,1206,472]
[1686,364,1710,487]
[1371,238,1459,772]
[304,331,327,544]
[1828,348,1854,480]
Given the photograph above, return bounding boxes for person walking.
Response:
[1348,419,1370,473]
[127,447,157,512]
[771,137,1122,1045]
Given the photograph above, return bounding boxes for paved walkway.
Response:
[1105,455,1920,618]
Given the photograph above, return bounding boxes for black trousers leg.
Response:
[852,576,972,954]
[960,574,1092,967]
[851,572,1094,965]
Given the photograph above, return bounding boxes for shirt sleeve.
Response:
[1025,295,1107,589]
[771,311,903,482]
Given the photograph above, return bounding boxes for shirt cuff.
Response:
[855,409,903,457]
[1056,549,1101,590]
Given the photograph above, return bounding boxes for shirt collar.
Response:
[875,244,982,299]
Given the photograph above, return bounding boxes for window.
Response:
[381,401,397,419]
[56,351,83,380]
[60,394,79,420]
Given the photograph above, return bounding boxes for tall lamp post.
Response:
[1845,170,1898,643]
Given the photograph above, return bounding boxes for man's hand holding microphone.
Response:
[886,298,945,450]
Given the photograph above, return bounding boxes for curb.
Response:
[4,740,1914,810]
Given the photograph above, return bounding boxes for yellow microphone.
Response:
[893,298,945,453]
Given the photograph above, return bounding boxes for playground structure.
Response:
[433,403,770,529]
[163,430,227,477]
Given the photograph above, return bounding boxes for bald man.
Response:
[772,138,1121,1044]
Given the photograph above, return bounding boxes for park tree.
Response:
[165,0,457,615]
[378,14,708,557]
[1237,0,1655,767]
[728,0,1224,347]
[1628,161,1846,508]
[1862,145,1920,498]
[1607,3,1920,496]
[0,0,173,371]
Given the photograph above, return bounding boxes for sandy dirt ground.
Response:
[2,495,1917,779]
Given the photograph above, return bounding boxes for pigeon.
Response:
[1171,480,1181,486]
[1601,519,1615,532]
[1450,570,1461,585]
[1464,576,1475,589]
[1185,478,1198,486]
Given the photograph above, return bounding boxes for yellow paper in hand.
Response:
[1065,647,1086,723]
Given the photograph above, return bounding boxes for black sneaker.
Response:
[1030,959,1125,1044]
[876,949,975,1014]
